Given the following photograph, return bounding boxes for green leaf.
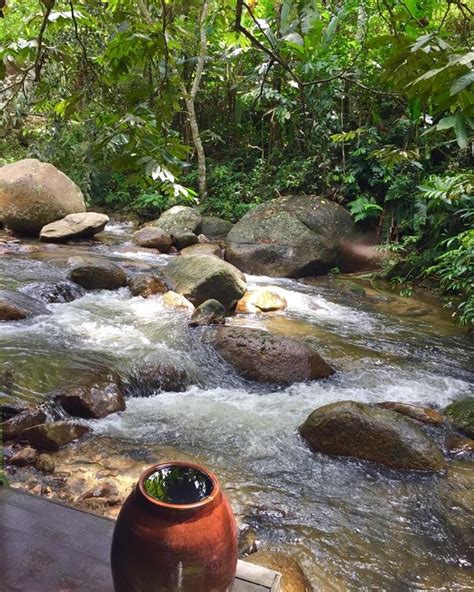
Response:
[450,72,474,96]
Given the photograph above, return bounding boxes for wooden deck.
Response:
[0,485,281,592]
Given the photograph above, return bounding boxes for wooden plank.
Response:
[0,486,281,592]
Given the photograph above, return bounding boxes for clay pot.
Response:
[111,462,238,592]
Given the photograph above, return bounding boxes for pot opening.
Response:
[144,465,214,505]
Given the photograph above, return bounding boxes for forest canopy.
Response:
[0,0,473,323]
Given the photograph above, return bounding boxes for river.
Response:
[1,222,473,590]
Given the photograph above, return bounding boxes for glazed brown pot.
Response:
[111,461,238,592]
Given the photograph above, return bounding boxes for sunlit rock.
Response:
[40,212,109,242]
[0,159,86,235]
[236,287,287,313]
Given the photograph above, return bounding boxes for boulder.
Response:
[133,227,173,252]
[39,212,109,242]
[35,453,55,474]
[236,288,287,313]
[225,195,354,277]
[174,231,199,250]
[246,551,312,592]
[376,402,444,425]
[129,274,168,298]
[9,446,38,467]
[22,421,91,451]
[126,361,191,397]
[151,206,201,236]
[299,401,446,472]
[443,398,474,437]
[68,259,127,290]
[164,255,246,312]
[2,407,47,440]
[20,280,86,304]
[0,159,86,234]
[189,299,226,327]
[180,243,223,258]
[209,327,334,384]
[200,216,233,238]
[0,289,51,321]
[53,375,126,419]
[162,291,194,311]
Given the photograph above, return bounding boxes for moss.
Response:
[444,398,474,437]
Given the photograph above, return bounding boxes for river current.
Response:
[1,222,473,590]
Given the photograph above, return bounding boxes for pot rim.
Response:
[138,461,220,510]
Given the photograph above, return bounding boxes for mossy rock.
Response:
[443,398,474,437]
[300,400,446,472]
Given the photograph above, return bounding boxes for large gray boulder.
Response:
[0,159,86,234]
[39,212,109,242]
[0,289,51,321]
[163,255,246,311]
[226,195,354,277]
[299,401,446,472]
[209,326,334,384]
[200,216,233,237]
[151,206,201,236]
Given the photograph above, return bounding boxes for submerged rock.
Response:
[128,273,168,298]
[22,421,91,451]
[226,195,354,277]
[126,361,191,397]
[189,299,226,327]
[246,551,312,592]
[236,287,287,313]
[209,326,334,384]
[20,280,86,304]
[39,212,109,242]
[9,446,38,467]
[443,398,474,437]
[68,258,127,290]
[2,407,47,440]
[0,289,51,321]
[53,375,126,419]
[151,206,201,236]
[300,401,446,472]
[200,216,233,238]
[164,254,246,311]
[376,402,444,425]
[0,159,86,234]
[133,227,173,252]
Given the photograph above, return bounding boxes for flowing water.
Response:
[1,223,473,590]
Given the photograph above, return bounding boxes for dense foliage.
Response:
[0,0,473,323]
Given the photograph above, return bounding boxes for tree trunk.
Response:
[181,0,209,200]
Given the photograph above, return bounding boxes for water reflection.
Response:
[145,466,214,504]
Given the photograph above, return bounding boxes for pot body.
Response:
[111,466,238,592]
